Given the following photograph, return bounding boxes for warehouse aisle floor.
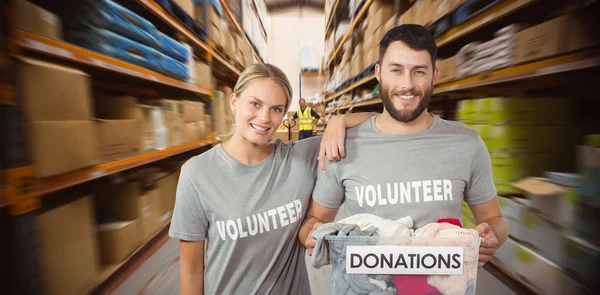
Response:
[111,237,180,295]
[109,235,518,295]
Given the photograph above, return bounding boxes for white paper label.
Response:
[346,246,464,275]
[141,206,151,218]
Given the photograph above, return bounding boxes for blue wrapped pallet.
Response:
[158,52,190,80]
[70,28,162,73]
[90,0,160,48]
[156,30,189,63]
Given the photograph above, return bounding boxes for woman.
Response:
[169,64,374,294]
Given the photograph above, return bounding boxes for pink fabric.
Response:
[391,219,461,295]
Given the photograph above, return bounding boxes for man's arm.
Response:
[299,201,339,255]
[470,198,509,267]
[180,240,204,294]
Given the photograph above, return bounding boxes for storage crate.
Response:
[325,235,481,295]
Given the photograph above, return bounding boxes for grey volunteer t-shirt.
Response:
[169,137,321,295]
[313,115,496,229]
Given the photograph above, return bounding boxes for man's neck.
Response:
[300,106,307,112]
[375,110,435,135]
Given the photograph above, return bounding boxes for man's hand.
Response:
[318,116,346,172]
[476,222,499,268]
[305,221,323,256]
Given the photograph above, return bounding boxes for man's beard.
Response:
[380,79,433,123]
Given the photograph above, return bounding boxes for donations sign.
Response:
[346,246,464,275]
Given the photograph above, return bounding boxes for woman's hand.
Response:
[318,116,347,172]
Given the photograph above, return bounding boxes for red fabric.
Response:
[391,218,462,295]
[392,275,441,295]
[437,218,462,228]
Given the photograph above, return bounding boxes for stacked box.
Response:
[456,97,580,195]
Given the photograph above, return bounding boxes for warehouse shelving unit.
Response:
[12,29,214,96]
[320,0,600,294]
[219,0,264,63]
[35,138,215,198]
[324,0,340,38]
[322,0,600,114]
[325,0,374,68]
[0,0,263,293]
[251,0,268,42]
[137,0,242,76]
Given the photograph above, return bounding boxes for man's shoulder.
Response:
[435,117,480,138]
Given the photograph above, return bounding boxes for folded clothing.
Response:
[412,223,480,295]
[313,223,397,295]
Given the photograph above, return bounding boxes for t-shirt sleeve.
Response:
[293,112,298,119]
[292,136,321,176]
[169,166,209,241]
[312,160,345,209]
[464,136,497,205]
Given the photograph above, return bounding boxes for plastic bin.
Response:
[325,236,481,295]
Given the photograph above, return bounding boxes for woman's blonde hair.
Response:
[233,63,293,111]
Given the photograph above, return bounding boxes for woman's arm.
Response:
[180,240,205,295]
[319,113,378,171]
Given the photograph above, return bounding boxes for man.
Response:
[290,98,321,140]
[299,25,508,268]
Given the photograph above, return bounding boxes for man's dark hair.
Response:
[379,24,438,68]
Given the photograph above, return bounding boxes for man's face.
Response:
[299,99,306,109]
[376,41,439,123]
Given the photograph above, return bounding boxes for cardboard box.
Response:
[383,16,396,34]
[96,119,141,162]
[514,15,570,64]
[183,100,204,122]
[371,5,396,31]
[155,173,178,224]
[400,3,415,24]
[569,11,600,52]
[431,0,455,23]
[183,121,200,143]
[198,120,209,139]
[174,0,194,18]
[194,61,213,89]
[208,22,221,46]
[204,114,212,133]
[413,0,430,27]
[18,57,92,120]
[138,188,162,242]
[511,177,579,228]
[488,125,532,152]
[193,1,206,26]
[97,220,140,264]
[37,195,99,295]
[94,96,142,121]
[154,99,184,147]
[436,55,457,83]
[29,121,99,177]
[139,105,168,151]
[14,0,62,40]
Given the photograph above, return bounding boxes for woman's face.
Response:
[230,78,288,145]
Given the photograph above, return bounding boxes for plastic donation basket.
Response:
[325,235,482,295]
